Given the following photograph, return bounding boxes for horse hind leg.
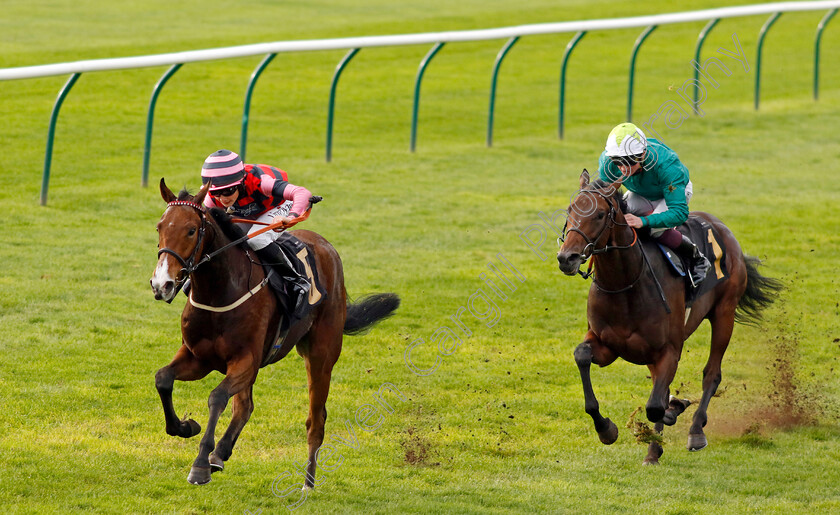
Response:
[300,320,342,489]
[643,421,665,465]
[574,339,618,445]
[210,384,255,473]
[662,396,692,426]
[688,307,735,451]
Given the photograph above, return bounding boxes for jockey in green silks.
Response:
[597,122,711,290]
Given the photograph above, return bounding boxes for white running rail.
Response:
[1,1,839,80]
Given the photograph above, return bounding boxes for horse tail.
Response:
[344,293,401,335]
[735,255,784,326]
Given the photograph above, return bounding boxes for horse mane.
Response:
[587,179,628,213]
[172,186,248,246]
[207,207,250,248]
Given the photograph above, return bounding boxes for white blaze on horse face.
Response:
[151,254,178,300]
[150,212,179,300]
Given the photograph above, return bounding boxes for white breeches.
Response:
[238,201,293,250]
[623,181,693,237]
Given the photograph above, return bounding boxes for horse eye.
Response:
[188,228,197,236]
[596,211,606,219]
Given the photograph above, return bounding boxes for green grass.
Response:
[2,1,840,513]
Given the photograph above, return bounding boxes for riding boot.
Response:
[676,234,711,289]
[254,243,310,315]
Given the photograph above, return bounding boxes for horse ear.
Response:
[160,178,176,203]
[579,169,590,189]
[194,181,211,206]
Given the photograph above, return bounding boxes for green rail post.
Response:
[693,18,720,108]
[627,25,657,123]
[41,73,81,206]
[755,13,782,110]
[558,31,586,139]
[326,48,361,162]
[487,36,519,148]
[142,64,182,188]
[814,9,838,100]
[410,42,445,153]
[241,53,277,162]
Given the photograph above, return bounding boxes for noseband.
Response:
[157,201,208,292]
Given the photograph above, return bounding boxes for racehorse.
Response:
[150,179,400,485]
[556,170,782,464]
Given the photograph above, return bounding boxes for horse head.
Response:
[150,178,212,302]
[556,169,628,276]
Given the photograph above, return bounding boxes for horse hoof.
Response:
[687,433,708,451]
[646,406,665,423]
[642,458,660,466]
[209,453,225,473]
[598,418,619,445]
[187,466,212,485]
[180,418,201,438]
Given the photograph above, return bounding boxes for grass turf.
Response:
[1,1,839,513]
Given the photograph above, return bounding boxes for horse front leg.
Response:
[574,335,618,445]
[645,348,679,424]
[210,385,255,473]
[188,354,257,485]
[155,345,211,438]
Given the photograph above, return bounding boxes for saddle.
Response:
[654,216,728,305]
[264,232,324,322]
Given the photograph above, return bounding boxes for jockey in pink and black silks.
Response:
[597,123,711,289]
[200,149,312,314]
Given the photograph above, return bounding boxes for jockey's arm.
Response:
[281,184,312,218]
[642,182,689,229]
[258,174,312,220]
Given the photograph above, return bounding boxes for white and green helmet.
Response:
[605,122,647,158]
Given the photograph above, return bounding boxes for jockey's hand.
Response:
[273,215,295,227]
[624,213,644,229]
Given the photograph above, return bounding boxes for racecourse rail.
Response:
[0,2,838,205]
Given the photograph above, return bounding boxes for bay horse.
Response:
[556,170,781,464]
[150,179,400,485]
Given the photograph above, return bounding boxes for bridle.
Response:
[157,201,208,294]
[559,190,638,256]
[558,189,642,291]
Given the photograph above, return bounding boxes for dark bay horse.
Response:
[556,171,781,464]
[150,179,399,485]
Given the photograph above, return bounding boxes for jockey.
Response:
[597,123,711,290]
[200,149,311,314]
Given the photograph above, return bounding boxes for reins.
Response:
[559,188,672,312]
[559,190,646,290]
[156,195,321,308]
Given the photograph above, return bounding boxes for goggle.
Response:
[609,154,644,167]
[211,185,239,198]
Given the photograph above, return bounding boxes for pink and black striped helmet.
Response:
[200,150,245,191]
